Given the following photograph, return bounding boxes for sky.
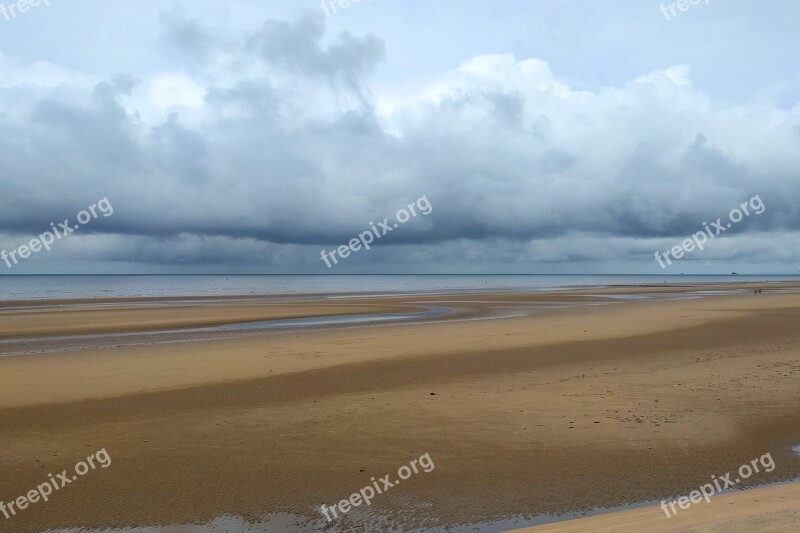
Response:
[0,0,799,274]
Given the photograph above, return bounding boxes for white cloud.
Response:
[146,74,207,114]
[0,10,799,273]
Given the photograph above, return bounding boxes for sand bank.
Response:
[1,283,799,531]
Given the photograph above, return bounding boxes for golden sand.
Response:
[1,283,799,531]
[517,482,800,532]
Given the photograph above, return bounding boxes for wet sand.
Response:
[517,482,800,532]
[1,283,800,531]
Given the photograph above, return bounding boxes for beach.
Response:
[5,0,798,529]
[1,283,800,531]
[517,482,800,532]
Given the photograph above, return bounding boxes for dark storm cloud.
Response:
[247,13,385,97]
[0,12,799,272]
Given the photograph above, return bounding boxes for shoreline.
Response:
[516,480,800,532]
[1,282,795,375]
[2,274,798,304]
[0,281,793,339]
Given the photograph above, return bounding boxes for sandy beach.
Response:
[2,283,800,531]
[516,482,800,532]
[5,0,798,529]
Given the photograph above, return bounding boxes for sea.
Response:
[0,274,798,301]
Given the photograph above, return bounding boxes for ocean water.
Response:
[0,274,797,301]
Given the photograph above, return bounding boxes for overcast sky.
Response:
[1,0,799,274]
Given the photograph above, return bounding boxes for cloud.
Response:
[0,12,799,273]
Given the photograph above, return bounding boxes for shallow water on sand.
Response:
[3,274,799,300]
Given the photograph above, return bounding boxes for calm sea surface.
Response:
[0,275,798,301]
